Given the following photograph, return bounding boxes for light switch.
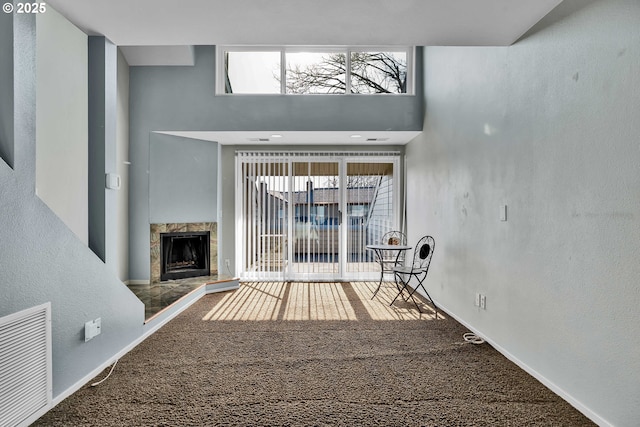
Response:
[500,204,507,221]
[106,173,121,190]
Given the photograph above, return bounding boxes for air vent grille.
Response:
[0,303,52,427]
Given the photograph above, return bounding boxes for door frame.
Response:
[235,151,402,281]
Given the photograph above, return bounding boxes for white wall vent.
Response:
[0,303,52,427]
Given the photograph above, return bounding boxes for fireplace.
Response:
[160,231,210,281]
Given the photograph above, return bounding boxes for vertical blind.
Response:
[237,151,401,281]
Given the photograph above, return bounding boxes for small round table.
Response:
[366,244,412,299]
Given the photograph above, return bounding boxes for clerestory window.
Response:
[217,46,413,95]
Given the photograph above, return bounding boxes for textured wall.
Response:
[0,11,13,168]
[0,12,144,400]
[116,49,130,281]
[149,134,218,224]
[405,1,640,425]
[35,8,88,244]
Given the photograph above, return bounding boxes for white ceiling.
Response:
[47,0,562,47]
[46,0,562,145]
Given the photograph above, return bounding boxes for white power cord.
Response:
[463,332,485,345]
[91,359,119,387]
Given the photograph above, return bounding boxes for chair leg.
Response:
[406,278,437,318]
[390,273,411,306]
[425,289,438,318]
[398,275,422,313]
[390,272,438,316]
[394,272,410,301]
[405,288,423,313]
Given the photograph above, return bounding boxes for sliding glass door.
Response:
[236,152,401,281]
[291,161,341,279]
[344,160,397,276]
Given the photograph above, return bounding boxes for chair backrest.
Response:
[411,235,435,271]
[381,230,406,246]
[380,231,407,262]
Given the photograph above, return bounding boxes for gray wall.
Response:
[1,12,144,400]
[87,36,123,273]
[149,134,218,224]
[116,49,130,281]
[129,46,423,281]
[218,144,236,274]
[35,8,88,244]
[405,1,639,425]
[87,37,108,262]
[0,10,13,168]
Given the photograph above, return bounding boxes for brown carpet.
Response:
[35,282,594,426]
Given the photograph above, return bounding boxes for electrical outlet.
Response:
[475,293,481,307]
[480,295,487,310]
[224,259,230,267]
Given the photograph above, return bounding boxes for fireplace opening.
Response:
[160,231,210,281]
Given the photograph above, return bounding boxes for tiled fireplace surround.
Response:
[150,222,218,283]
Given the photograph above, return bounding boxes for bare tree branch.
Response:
[283,52,407,94]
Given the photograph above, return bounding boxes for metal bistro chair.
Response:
[371,231,408,298]
[391,235,436,315]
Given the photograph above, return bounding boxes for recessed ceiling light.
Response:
[350,134,362,138]
[271,134,283,138]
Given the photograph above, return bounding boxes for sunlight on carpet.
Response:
[202,282,440,321]
[203,281,285,321]
[354,281,438,321]
[285,282,356,320]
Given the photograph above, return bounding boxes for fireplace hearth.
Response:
[160,231,210,281]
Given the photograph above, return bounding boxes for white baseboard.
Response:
[52,279,239,407]
[429,296,611,427]
[206,281,240,293]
